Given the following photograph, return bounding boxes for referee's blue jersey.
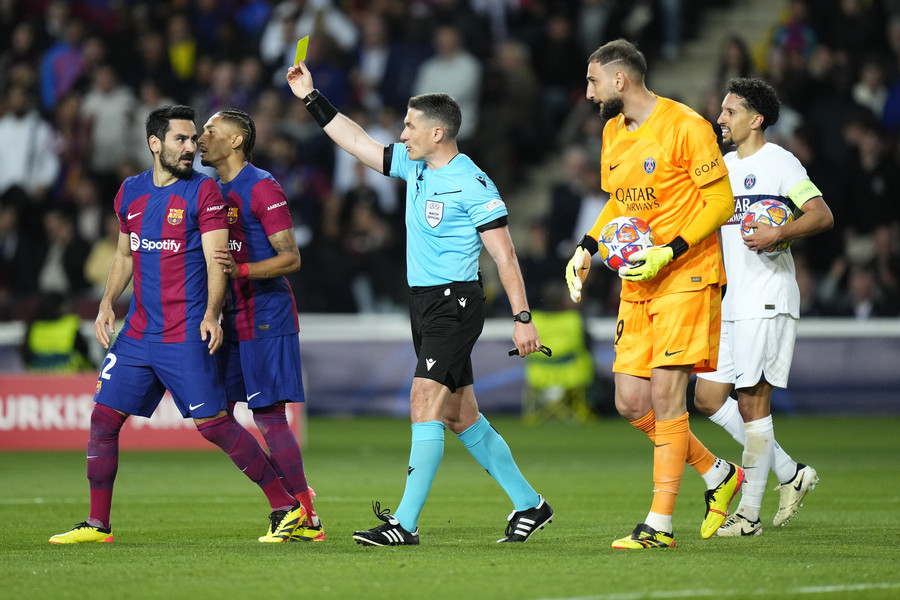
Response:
[388,142,508,287]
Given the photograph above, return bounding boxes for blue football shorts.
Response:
[93,334,227,419]
[218,334,305,409]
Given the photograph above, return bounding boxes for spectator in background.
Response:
[852,56,889,120]
[476,39,542,193]
[377,12,432,115]
[427,0,493,59]
[843,120,897,264]
[131,79,176,171]
[259,0,357,77]
[84,212,131,300]
[546,145,588,259]
[166,13,197,85]
[839,264,895,318]
[519,216,562,311]
[127,31,179,100]
[331,105,399,218]
[20,291,94,373]
[340,161,400,313]
[53,90,91,202]
[0,198,41,318]
[233,56,266,110]
[36,206,90,298]
[0,84,60,203]
[773,0,817,61]
[822,0,882,73]
[786,124,847,276]
[868,223,900,314]
[350,12,392,113]
[531,12,585,148]
[1,21,39,91]
[80,63,137,200]
[38,12,87,112]
[412,25,482,148]
[794,254,829,316]
[715,35,757,93]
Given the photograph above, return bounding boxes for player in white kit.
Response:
[694,78,834,536]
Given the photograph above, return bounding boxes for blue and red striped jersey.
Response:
[114,169,227,343]
[218,164,299,341]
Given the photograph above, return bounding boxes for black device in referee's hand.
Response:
[508,346,552,357]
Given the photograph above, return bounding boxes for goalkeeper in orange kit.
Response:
[565,39,742,549]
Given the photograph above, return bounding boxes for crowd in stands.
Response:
[0,0,898,324]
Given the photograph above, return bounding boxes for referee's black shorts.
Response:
[409,280,485,393]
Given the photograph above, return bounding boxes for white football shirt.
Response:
[720,142,817,321]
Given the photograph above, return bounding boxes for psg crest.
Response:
[167,208,184,226]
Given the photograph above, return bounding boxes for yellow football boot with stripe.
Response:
[49,522,114,544]
[259,503,307,543]
[701,461,744,539]
[611,523,675,549]
[290,521,325,542]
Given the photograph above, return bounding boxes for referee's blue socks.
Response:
[394,420,445,532]
[457,414,540,511]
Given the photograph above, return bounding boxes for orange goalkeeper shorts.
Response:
[612,285,721,378]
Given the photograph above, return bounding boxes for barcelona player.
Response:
[49,105,304,544]
[565,40,742,549]
[198,108,323,542]
[693,78,831,536]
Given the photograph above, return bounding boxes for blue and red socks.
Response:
[197,414,295,511]
[86,404,128,529]
[253,404,317,523]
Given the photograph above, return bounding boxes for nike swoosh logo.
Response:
[189,403,205,411]
[610,164,620,171]
[664,349,684,357]
[127,211,142,220]
[654,443,670,448]
[432,190,461,196]
[793,475,805,491]
[86,455,99,459]
[246,392,261,401]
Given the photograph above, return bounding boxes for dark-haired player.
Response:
[693,77,833,536]
[565,39,742,549]
[285,62,552,546]
[198,109,322,542]
[49,105,304,544]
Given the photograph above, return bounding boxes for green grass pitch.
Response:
[3,415,900,600]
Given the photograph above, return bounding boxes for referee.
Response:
[287,63,554,546]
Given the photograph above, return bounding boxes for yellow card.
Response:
[294,36,309,65]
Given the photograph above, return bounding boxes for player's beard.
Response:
[159,145,194,179]
[599,96,624,120]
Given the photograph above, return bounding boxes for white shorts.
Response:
[697,315,798,389]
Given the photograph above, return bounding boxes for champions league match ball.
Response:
[740,199,794,255]
[596,216,655,271]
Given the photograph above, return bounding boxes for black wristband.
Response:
[665,236,689,259]
[578,234,599,256]
[303,89,338,127]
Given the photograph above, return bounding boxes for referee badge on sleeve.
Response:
[426,201,444,228]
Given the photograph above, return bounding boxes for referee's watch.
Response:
[513,310,532,324]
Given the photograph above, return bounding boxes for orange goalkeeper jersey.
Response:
[595,95,729,301]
